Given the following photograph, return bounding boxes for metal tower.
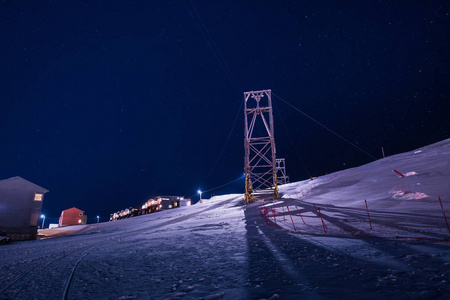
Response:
[244,89,278,203]
[276,158,289,185]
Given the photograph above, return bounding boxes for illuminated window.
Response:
[78,219,81,224]
[34,193,43,201]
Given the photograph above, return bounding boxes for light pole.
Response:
[198,190,202,202]
[40,214,45,229]
[97,215,99,223]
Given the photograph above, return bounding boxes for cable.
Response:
[189,175,244,198]
[202,175,244,194]
[272,93,377,160]
[183,0,245,186]
[183,0,242,94]
[201,98,244,185]
[273,100,312,177]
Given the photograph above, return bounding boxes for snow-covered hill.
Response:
[275,138,450,239]
[0,139,449,299]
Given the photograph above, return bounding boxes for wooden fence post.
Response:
[439,196,450,234]
[318,208,327,234]
[286,206,296,231]
[365,199,373,230]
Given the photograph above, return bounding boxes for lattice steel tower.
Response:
[276,158,289,185]
[244,89,278,203]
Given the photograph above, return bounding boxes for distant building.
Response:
[48,223,59,229]
[159,196,185,209]
[59,207,87,226]
[0,176,49,240]
[179,199,191,207]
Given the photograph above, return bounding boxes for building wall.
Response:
[0,177,48,240]
[179,199,191,206]
[59,208,86,226]
[160,196,183,209]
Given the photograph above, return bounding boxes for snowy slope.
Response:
[0,139,449,299]
[275,138,450,239]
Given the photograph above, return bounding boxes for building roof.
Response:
[62,207,85,213]
[0,176,49,193]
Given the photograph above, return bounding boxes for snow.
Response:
[1,139,450,299]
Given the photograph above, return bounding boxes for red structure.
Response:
[59,207,87,226]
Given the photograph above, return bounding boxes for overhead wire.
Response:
[201,99,243,185]
[183,0,244,188]
[183,0,242,94]
[273,100,312,178]
[202,175,244,194]
[272,93,377,160]
[188,175,244,199]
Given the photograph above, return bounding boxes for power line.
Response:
[273,100,312,177]
[183,0,242,95]
[202,175,244,194]
[272,93,377,160]
[189,175,244,198]
[201,99,244,185]
[183,0,245,186]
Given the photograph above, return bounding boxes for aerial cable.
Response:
[201,98,244,185]
[183,0,245,186]
[183,0,242,94]
[272,93,377,160]
[202,175,244,194]
[189,175,244,198]
[273,100,312,178]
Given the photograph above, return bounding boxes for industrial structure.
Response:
[0,176,48,240]
[276,158,289,185]
[59,207,87,226]
[244,89,278,203]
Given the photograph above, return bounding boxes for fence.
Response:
[259,195,450,242]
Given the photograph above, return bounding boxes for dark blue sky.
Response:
[1,1,448,223]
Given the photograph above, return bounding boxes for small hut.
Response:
[0,176,49,240]
[59,207,87,226]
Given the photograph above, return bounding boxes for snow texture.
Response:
[0,139,450,299]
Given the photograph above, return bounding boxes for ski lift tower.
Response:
[276,158,289,185]
[244,89,278,203]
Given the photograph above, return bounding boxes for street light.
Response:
[40,214,45,229]
[198,190,202,202]
[97,215,99,223]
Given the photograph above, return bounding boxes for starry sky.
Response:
[1,1,448,224]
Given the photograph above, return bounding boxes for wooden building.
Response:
[59,207,87,226]
[160,196,183,209]
[0,176,49,240]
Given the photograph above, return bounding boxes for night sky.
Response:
[1,1,448,224]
